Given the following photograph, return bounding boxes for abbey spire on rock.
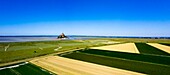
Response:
[57,33,68,39]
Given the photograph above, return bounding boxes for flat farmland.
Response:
[147,43,170,54]
[61,50,170,75]
[135,43,170,56]
[78,49,170,66]
[1,38,170,75]
[30,56,144,75]
[91,43,139,54]
[0,43,56,51]
[0,62,53,75]
[0,39,114,63]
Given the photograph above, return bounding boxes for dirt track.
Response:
[147,43,170,54]
[30,56,144,75]
[91,43,140,53]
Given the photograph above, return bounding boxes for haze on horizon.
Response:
[0,0,170,37]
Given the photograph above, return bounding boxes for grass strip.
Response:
[0,63,53,75]
[0,69,16,75]
[135,43,170,56]
[61,52,170,75]
[14,64,52,75]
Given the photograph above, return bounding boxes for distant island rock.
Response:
[57,33,68,39]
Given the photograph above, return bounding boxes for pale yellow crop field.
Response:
[147,43,170,54]
[91,43,140,54]
[30,56,144,75]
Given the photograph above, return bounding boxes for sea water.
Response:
[0,35,169,42]
[0,35,100,42]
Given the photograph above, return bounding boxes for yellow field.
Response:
[91,43,140,53]
[147,43,170,54]
[30,56,144,75]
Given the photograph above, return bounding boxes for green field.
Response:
[61,51,170,75]
[76,49,170,66]
[0,38,170,74]
[0,62,54,75]
[1,38,170,64]
[0,39,116,63]
[135,43,170,56]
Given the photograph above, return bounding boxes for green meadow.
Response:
[0,39,115,63]
[0,63,53,75]
[1,38,170,75]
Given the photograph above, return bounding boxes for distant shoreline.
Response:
[0,35,170,38]
[0,35,170,43]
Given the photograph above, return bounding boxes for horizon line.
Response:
[0,34,170,37]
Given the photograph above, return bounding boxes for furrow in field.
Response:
[30,56,144,75]
[91,43,140,53]
[147,43,170,54]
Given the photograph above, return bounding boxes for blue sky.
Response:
[0,0,170,36]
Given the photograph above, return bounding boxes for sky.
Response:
[0,0,170,36]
